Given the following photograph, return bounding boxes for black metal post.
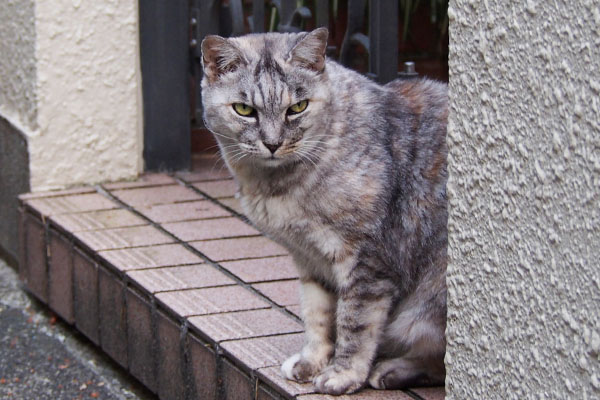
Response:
[369,0,399,83]
[315,0,329,27]
[140,0,191,171]
[252,0,265,32]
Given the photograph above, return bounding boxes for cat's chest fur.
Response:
[239,185,349,280]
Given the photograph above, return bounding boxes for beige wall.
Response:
[0,0,143,191]
[446,0,600,398]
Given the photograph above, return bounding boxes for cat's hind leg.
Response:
[370,289,446,390]
[368,356,445,389]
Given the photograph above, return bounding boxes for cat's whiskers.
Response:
[225,148,247,163]
[301,148,323,168]
[294,151,311,169]
[229,151,249,165]
[296,148,319,168]
[208,130,234,141]
[208,144,239,174]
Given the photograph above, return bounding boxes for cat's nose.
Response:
[263,142,281,154]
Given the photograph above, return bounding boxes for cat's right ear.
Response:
[201,35,246,83]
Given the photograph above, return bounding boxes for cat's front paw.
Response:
[313,364,367,395]
[281,353,324,383]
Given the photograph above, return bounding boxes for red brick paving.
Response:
[127,264,234,293]
[102,172,175,190]
[192,179,237,199]
[51,208,146,232]
[188,308,303,342]
[18,186,96,200]
[99,243,203,271]
[190,236,288,261]
[286,305,303,319]
[73,225,174,251]
[253,280,302,307]
[218,197,245,214]
[17,153,445,400]
[26,192,118,216]
[162,217,259,241]
[156,285,270,316]
[136,200,230,223]
[111,184,202,206]
[221,333,305,370]
[220,256,299,283]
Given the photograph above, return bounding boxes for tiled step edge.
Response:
[18,189,306,400]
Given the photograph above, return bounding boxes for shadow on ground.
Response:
[0,258,156,400]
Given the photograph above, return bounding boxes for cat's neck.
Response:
[231,156,314,197]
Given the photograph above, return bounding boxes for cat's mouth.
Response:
[259,155,285,166]
[255,150,301,168]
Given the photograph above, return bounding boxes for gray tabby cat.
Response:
[200,28,447,395]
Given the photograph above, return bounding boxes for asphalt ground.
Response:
[0,258,156,400]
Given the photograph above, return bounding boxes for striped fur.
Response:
[201,28,447,395]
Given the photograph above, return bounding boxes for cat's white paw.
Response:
[281,353,302,380]
[281,353,327,383]
[313,364,366,395]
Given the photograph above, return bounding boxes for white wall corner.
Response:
[28,0,143,191]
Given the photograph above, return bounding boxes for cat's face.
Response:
[201,29,331,168]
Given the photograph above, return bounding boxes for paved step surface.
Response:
[18,153,445,400]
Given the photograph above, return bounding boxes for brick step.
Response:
[18,153,444,400]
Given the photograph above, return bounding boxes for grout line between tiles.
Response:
[216,330,304,345]
[95,184,301,325]
[170,306,270,319]
[198,254,290,264]
[55,222,150,234]
[151,215,233,223]
[404,389,427,400]
[167,232,262,243]
[174,176,251,224]
[113,261,205,272]
[151,283,237,294]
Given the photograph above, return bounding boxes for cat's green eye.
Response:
[288,100,308,115]
[233,103,255,117]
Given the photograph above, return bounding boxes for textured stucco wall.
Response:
[28,0,143,191]
[0,0,37,131]
[446,1,600,398]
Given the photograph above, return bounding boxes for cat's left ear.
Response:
[289,27,329,73]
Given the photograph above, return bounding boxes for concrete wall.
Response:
[0,0,37,131]
[446,1,600,398]
[31,0,143,191]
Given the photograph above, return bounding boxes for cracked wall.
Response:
[446,1,600,398]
